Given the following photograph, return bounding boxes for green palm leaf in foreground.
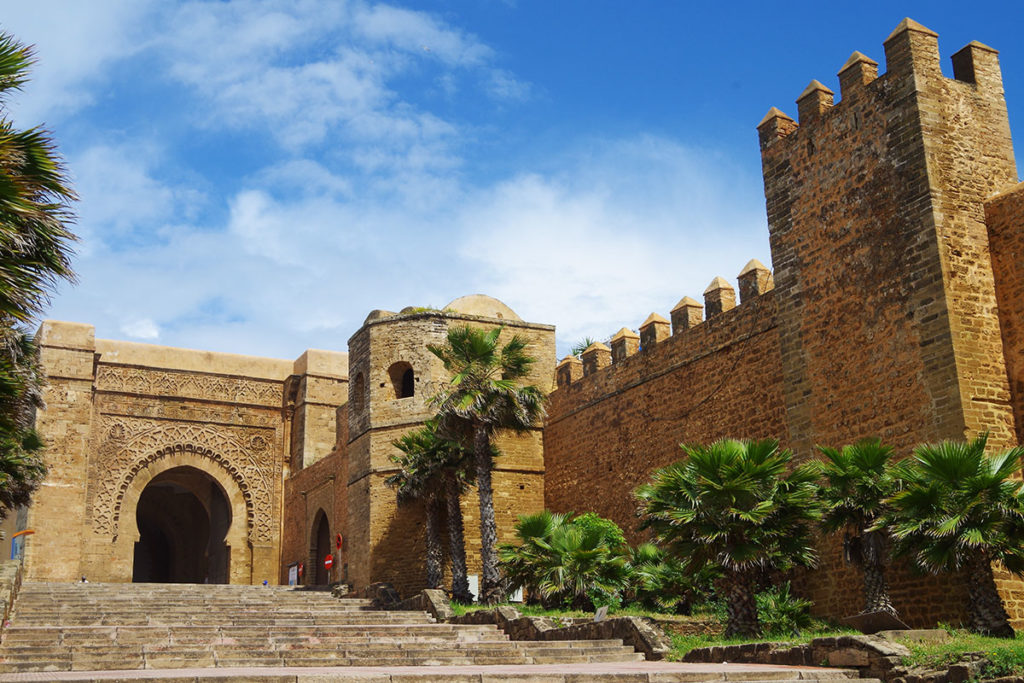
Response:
[881,434,1024,638]
[636,438,820,637]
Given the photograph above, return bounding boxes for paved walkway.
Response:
[0,661,860,682]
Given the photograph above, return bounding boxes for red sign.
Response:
[336,533,343,550]
[324,554,334,570]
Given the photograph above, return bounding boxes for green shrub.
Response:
[625,542,714,614]
[498,510,628,611]
[756,582,814,637]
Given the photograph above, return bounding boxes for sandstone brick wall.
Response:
[280,446,348,585]
[545,290,785,538]
[289,349,348,470]
[985,183,1024,626]
[987,183,1024,444]
[543,21,1024,630]
[27,322,96,581]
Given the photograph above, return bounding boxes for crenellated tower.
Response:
[759,18,1023,625]
[760,18,1019,459]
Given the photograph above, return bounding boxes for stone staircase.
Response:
[0,581,644,674]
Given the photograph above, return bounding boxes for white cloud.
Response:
[24,2,774,366]
[1,0,155,126]
[155,0,504,155]
[70,144,206,249]
[121,318,160,340]
[453,137,770,353]
[486,69,530,101]
[351,4,492,66]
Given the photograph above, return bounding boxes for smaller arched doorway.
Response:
[311,510,332,585]
[132,466,231,583]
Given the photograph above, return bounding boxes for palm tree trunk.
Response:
[857,529,897,617]
[445,470,472,603]
[722,570,760,638]
[473,425,502,604]
[966,552,1015,638]
[425,494,444,589]
[862,560,897,616]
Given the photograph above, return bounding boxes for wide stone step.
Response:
[10,614,435,627]
[1,626,495,643]
[0,638,631,657]
[0,650,644,672]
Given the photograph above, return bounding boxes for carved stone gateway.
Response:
[28,321,348,585]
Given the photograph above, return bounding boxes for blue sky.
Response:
[5,2,1023,360]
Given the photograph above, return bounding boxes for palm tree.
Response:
[0,33,76,325]
[624,542,709,615]
[882,434,1024,638]
[817,438,900,617]
[428,325,546,604]
[0,32,76,519]
[635,439,821,637]
[498,510,628,610]
[0,327,45,516]
[387,420,474,601]
[387,428,445,589]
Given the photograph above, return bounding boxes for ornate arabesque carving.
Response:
[96,365,282,407]
[91,419,278,543]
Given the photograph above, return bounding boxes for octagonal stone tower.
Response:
[344,295,555,594]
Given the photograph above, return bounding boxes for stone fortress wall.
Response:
[544,19,1024,628]
[24,17,1024,630]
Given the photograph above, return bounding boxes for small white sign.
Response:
[510,586,524,603]
[467,574,479,602]
[287,565,298,586]
[594,605,608,622]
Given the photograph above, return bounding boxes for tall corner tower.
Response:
[759,18,1018,459]
[758,19,1022,626]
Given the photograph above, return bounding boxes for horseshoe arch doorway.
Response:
[132,466,232,583]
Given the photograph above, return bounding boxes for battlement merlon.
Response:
[758,18,1009,151]
[555,259,775,391]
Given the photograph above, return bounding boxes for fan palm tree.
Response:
[0,327,45,514]
[387,428,445,590]
[635,439,821,637]
[0,33,76,325]
[817,438,900,617]
[387,420,474,601]
[624,542,708,614]
[0,33,75,519]
[881,434,1024,638]
[428,325,546,604]
[498,510,628,610]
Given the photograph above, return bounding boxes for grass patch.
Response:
[899,629,1024,678]
[449,601,681,620]
[666,624,856,662]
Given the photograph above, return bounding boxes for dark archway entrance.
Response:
[311,510,331,585]
[132,466,231,583]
